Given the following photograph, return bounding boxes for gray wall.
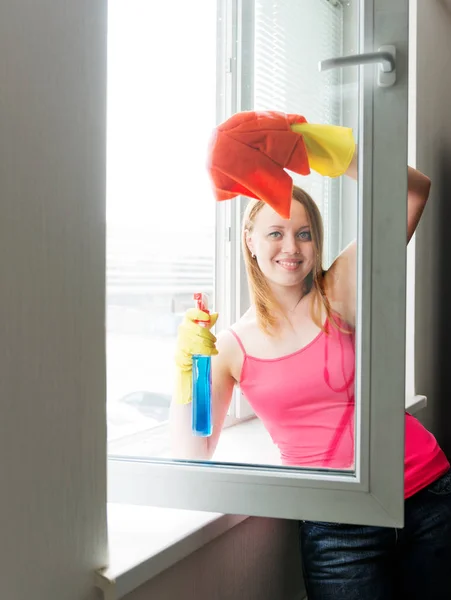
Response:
[0,1,108,599]
[123,518,305,600]
[413,0,451,457]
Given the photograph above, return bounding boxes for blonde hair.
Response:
[243,185,332,334]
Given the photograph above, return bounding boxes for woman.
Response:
[170,152,451,599]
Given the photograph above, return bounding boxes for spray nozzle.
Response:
[193,293,210,324]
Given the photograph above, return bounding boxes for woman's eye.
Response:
[298,231,311,241]
[268,231,281,238]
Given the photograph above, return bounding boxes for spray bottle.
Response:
[191,292,213,437]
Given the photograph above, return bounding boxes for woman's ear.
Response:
[245,229,254,256]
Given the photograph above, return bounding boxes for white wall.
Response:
[413,0,451,457]
[0,2,108,599]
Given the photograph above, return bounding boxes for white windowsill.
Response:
[95,505,247,600]
[405,393,427,413]
[95,394,427,600]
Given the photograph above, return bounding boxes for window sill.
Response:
[96,395,427,599]
[95,505,247,599]
[406,393,427,413]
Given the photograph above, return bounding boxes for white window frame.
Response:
[213,0,250,422]
[108,0,410,528]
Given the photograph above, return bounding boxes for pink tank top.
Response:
[230,317,449,499]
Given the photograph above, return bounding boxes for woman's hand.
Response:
[174,308,219,405]
[170,312,235,461]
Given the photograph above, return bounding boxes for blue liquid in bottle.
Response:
[192,354,212,437]
[191,292,213,437]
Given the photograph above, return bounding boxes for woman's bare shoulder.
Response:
[216,308,256,349]
[215,309,258,377]
[212,311,254,383]
[232,307,258,334]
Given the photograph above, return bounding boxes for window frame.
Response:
[108,0,410,528]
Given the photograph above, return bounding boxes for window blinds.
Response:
[252,0,344,265]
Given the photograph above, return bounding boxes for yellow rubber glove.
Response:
[174,308,219,405]
[290,122,355,178]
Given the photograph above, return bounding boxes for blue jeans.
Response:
[299,468,451,599]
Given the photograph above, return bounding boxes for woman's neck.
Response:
[269,283,310,314]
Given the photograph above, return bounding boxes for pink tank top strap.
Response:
[228,328,247,356]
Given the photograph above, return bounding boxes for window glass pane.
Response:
[107,0,359,476]
[106,0,216,452]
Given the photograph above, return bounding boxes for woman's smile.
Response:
[275,258,303,271]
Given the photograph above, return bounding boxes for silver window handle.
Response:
[318,45,396,88]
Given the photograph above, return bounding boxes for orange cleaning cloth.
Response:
[207,110,355,219]
[207,111,310,219]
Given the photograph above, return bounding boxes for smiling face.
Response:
[245,198,316,290]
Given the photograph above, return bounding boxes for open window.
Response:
[107,0,411,527]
